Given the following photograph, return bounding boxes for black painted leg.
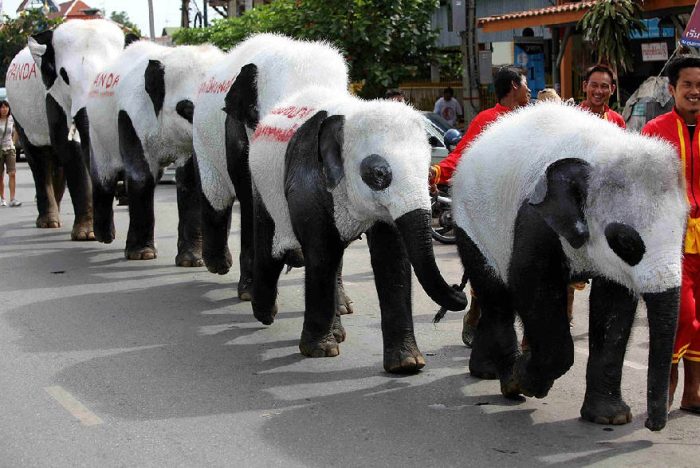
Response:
[91,175,117,244]
[119,110,156,260]
[251,194,283,325]
[367,221,425,374]
[175,157,203,267]
[580,277,637,425]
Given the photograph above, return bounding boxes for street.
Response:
[1,163,698,467]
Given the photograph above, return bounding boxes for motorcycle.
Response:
[430,128,461,244]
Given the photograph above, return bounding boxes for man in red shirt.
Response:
[428,66,530,346]
[642,55,700,414]
[429,66,530,187]
[579,64,626,128]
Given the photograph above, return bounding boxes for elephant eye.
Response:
[360,154,392,191]
[605,222,646,266]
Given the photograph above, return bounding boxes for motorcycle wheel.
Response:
[431,210,456,244]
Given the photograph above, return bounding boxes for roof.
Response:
[48,1,99,20]
[478,0,696,33]
[478,1,594,28]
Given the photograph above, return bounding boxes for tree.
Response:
[109,10,142,36]
[578,0,646,103]
[173,0,439,98]
[0,9,63,86]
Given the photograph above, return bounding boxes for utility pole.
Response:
[148,0,155,40]
[181,0,190,27]
[228,0,237,17]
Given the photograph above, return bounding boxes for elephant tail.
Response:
[432,271,470,324]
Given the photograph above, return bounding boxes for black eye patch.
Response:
[605,222,646,266]
[360,154,392,191]
[60,67,69,85]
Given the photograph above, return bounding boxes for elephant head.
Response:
[28,20,125,129]
[528,146,687,430]
[285,101,466,312]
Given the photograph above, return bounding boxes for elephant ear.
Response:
[144,60,165,117]
[224,63,259,129]
[528,158,591,249]
[28,30,57,89]
[318,115,345,190]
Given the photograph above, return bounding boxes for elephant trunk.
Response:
[395,209,467,311]
[642,287,680,431]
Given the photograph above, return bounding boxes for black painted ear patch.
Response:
[59,67,69,85]
[144,60,166,117]
[605,222,645,266]
[360,154,392,191]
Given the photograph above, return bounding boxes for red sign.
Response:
[681,1,700,48]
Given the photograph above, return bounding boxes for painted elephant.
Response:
[28,19,126,240]
[451,102,686,431]
[6,47,65,228]
[87,40,223,264]
[249,87,468,373]
[193,33,349,300]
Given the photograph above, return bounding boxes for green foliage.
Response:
[435,50,463,82]
[174,0,439,98]
[109,10,142,37]
[578,0,646,73]
[0,9,63,86]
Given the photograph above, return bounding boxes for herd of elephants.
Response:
[5,19,689,432]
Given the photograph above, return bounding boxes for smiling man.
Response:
[643,55,700,416]
[579,64,626,128]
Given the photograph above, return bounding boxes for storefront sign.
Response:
[681,2,700,48]
[641,42,668,62]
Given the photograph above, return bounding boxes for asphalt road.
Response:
[1,163,699,467]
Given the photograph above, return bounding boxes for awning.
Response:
[478,0,697,33]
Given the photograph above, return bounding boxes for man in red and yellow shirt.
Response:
[428,66,530,347]
[643,55,700,414]
[429,66,530,187]
[579,64,626,129]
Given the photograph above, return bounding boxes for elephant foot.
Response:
[332,313,346,343]
[580,394,632,425]
[336,284,354,315]
[93,223,115,244]
[509,354,554,399]
[36,215,61,229]
[71,221,95,241]
[383,334,425,374]
[253,303,277,326]
[125,246,157,260]
[469,358,499,380]
[203,249,232,275]
[237,276,253,301]
[299,330,339,358]
[176,250,204,267]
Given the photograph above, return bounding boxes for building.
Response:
[16,0,102,20]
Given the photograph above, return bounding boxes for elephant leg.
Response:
[16,123,61,228]
[251,193,283,325]
[226,116,254,300]
[91,173,117,244]
[175,157,203,267]
[118,111,156,260]
[51,158,66,208]
[455,228,517,386]
[580,277,637,425]
[367,221,424,373]
[336,259,354,315]
[46,95,94,241]
[299,240,344,358]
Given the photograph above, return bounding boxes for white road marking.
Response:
[574,346,647,370]
[44,386,103,426]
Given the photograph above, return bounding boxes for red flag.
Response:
[681,1,700,48]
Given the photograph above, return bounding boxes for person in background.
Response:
[580,64,626,128]
[428,66,530,347]
[0,100,21,207]
[433,87,463,127]
[642,55,700,415]
[385,89,406,103]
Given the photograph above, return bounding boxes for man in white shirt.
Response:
[433,87,463,127]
